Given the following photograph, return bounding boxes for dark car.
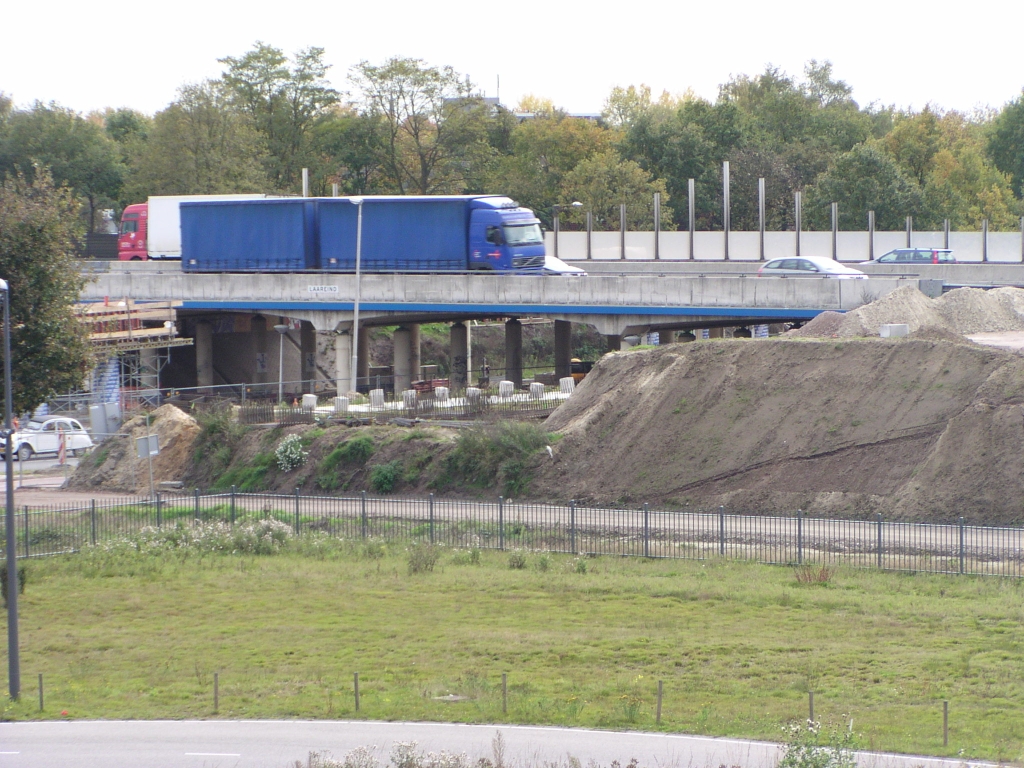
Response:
[863,248,956,265]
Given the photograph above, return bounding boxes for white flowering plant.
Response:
[276,434,308,471]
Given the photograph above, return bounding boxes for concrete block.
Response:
[880,324,910,338]
[369,389,385,408]
[529,382,545,399]
[499,380,515,398]
[333,396,349,414]
[434,386,449,401]
[301,394,318,410]
[466,387,481,405]
[402,389,418,409]
[559,377,576,394]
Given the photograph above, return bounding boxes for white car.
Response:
[757,256,868,279]
[2,417,95,461]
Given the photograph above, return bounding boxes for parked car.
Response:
[757,256,868,279]
[1,417,94,461]
[862,248,956,265]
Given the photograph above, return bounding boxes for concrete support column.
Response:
[409,324,421,382]
[505,318,523,388]
[300,321,316,393]
[393,326,414,393]
[466,322,473,386]
[708,327,724,339]
[335,331,352,393]
[357,326,370,385]
[605,334,622,353]
[253,316,268,384]
[195,321,213,390]
[450,322,469,391]
[554,320,572,380]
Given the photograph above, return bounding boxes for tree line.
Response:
[3,44,1024,234]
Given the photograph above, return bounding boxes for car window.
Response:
[70,420,84,431]
[779,259,799,270]
[938,252,954,263]
[797,260,819,272]
[763,260,782,269]
[43,422,57,431]
[877,252,896,263]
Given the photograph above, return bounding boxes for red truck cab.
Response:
[118,203,148,260]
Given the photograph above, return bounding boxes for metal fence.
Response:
[2,491,1022,578]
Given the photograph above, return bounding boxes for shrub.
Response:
[316,436,376,491]
[276,434,309,472]
[370,460,403,494]
[794,564,837,584]
[407,543,441,574]
[507,551,527,570]
[779,720,856,768]
[535,553,551,572]
[436,421,552,496]
[0,562,26,607]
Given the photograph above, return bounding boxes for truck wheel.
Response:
[17,444,33,462]
[130,256,142,261]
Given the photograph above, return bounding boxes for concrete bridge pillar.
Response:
[357,326,370,386]
[253,316,269,384]
[708,327,724,339]
[554,320,572,381]
[394,326,414,393]
[505,319,523,388]
[195,321,213,389]
[140,347,159,395]
[335,331,352,393]
[410,324,421,382]
[450,322,468,391]
[605,334,622,353]
[301,321,317,393]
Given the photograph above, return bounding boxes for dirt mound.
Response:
[538,339,1024,524]
[837,285,948,337]
[787,311,844,338]
[70,404,201,493]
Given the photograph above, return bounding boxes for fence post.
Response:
[643,503,650,558]
[809,690,814,722]
[570,499,577,555]
[876,513,883,569]
[718,506,725,556]
[797,509,803,565]
[354,672,360,711]
[656,679,663,724]
[361,490,368,540]
[429,492,435,545]
[214,672,219,713]
[499,496,505,551]
[38,673,43,712]
[23,505,29,558]
[156,492,162,528]
[954,520,962,573]
[943,700,949,746]
[502,672,508,714]
[194,487,200,522]
[90,498,97,546]
[294,488,300,535]
[230,485,237,525]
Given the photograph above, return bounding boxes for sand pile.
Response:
[69,404,201,493]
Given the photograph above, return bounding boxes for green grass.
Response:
[1,546,1023,762]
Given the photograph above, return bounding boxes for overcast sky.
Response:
[5,0,1023,118]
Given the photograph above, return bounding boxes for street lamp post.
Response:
[273,324,289,404]
[348,198,364,395]
[1,278,20,700]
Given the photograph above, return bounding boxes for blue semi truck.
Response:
[180,195,583,274]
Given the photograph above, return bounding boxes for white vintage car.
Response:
[2,417,95,461]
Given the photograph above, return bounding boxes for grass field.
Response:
[1,531,1022,763]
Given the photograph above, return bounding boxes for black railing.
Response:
[2,492,1022,578]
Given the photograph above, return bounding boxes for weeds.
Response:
[315,436,375,491]
[407,543,442,574]
[370,460,403,494]
[436,422,552,497]
[794,565,837,584]
[779,720,857,768]
[507,551,527,570]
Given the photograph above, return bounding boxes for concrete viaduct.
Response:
[80,262,933,395]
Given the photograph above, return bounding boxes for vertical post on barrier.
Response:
[294,487,300,534]
[429,492,435,545]
[643,503,650,558]
[90,498,97,546]
[361,490,368,539]
[797,509,804,565]
[156,492,162,528]
[499,496,505,551]
[959,517,965,575]
[876,513,883,569]
[194,487,200,522]
[23,506,29,558]
[570,499,577,555]
[688,179,696,260]
[230,485,236,525]
[719,506,725,556]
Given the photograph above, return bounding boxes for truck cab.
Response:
[468,197,545,271]
[117,203,148,260]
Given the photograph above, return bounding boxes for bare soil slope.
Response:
[539,337,1024,524]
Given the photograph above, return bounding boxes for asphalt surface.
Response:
[0,720,998,768]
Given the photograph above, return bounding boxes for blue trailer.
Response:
[180,195,575,274]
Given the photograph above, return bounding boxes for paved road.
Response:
[0,720,997,768]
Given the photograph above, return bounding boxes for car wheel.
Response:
[72,448,86,458]
[17,444,33,462]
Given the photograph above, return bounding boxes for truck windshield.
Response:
[503,223,543,246]
[120,219,138,234]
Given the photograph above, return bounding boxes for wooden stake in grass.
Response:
[38,674,43,712]
[354,672,360,711]
[214,672,219,713]
[944,700,949,746]
[656,680,663,724]
[502,672,507,715]
[809,690,814,722]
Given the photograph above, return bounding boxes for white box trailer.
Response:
[146,194,268,259]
